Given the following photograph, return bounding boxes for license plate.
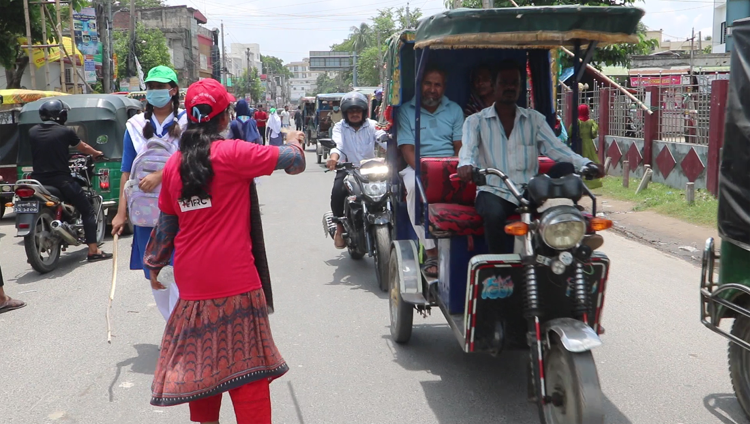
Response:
[15,201,39,214]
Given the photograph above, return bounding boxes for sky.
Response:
[164,0,717,64]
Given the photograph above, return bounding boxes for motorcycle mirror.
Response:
[318,138,336,149]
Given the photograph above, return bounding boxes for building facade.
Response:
[228,43,262,76]
[285,58,322,102]
[113,5,209,87]
[712,0,750,53]
[197,26,214,80]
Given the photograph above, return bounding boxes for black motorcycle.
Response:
[320,140,392,291]
[4,154,106,273]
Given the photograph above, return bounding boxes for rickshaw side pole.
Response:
[570,41,582,155]
[414,47,430,227]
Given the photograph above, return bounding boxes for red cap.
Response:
[185,79,236,123]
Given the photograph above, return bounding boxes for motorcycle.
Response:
[4,154,106,273]
[319,139,392,291]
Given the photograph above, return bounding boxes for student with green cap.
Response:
[112,65,187,322]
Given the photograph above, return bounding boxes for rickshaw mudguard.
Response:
[392,239,426,305]
[544,317,602,353]
[463,252,610,353]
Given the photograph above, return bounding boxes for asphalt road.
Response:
[0,149,746,424]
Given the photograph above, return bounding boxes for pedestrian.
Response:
[463,64,494,118]
[568,103,602,189]
[144,78,306,423]
[294,105,302,131]
[111,65,186,321]
[228,99,261,144]
[254,104,268,145]
[280,105,290,128]
[267,108,283,146]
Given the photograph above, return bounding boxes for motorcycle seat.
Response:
[43,185,63,200]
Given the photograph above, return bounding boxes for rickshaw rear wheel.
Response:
[728,313,750,420]
[539,333,604,424]
[389,247,413,344]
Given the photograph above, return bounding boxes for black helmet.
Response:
[340,91,368,122]
[39,99,70,124]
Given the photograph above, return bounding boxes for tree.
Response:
[113,23,171,82]
[312,73,349,96]
[235,67,262,102]
[0,0,86,88]
[350,23,372,53]
[445,0,656,67]
[260,54,292,78]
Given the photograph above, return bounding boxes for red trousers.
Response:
[188,379,271,423]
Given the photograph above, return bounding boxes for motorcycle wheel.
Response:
[729,314,750,421]
[24,210,61,274]
[539,333,604,424]
[93,198,105,245]
[389,247,413,343]
[373,225,391,292]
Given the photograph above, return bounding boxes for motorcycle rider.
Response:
[29,99,112,261]
[326,91,386,248]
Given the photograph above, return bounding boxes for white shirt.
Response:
[268,113,282,137]
[280,110,290,125]
[458,105,591,205]
[331,119,386,167]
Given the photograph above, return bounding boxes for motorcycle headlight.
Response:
[538,206,586,250]
[362,181,387,199]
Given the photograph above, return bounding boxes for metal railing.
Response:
[656,83,710,145]
[607,86,647,139]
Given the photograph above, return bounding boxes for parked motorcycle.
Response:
[4,154,106,273]
[320,139,392,291]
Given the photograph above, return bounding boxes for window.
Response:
[721,21,727,44]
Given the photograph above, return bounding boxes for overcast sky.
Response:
[164,0,716,64]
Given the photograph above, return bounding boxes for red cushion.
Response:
[428,204,484,237]
[420,158,477,205]
[538,156,555,175]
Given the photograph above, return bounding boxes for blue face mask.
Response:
[146,89,172,108]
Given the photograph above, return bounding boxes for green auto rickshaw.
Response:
[16,94,142,225]
[700,16,750,421]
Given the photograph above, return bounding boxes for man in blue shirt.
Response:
[397,67,464,277]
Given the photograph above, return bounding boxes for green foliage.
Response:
[260,54,292,78]
[312,73,350,96]
[445,0,655,68]
[113,23,172,81]
[235,67,263,103]
[0,0,86,88]
[135,0,166,8]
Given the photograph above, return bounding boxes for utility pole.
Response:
[352,51,358,87]
[127,0,136,80]
[98,0,111,92]
[221,21,227,86]
[376,30,383,86]
[56,0,65,91]
[406,3,410,28]
[699,31,702,52]
[246,48,250,75]
[23,0,36,89]
[689,27,695,80]
[452,0,461,8]
[481,0,494,8]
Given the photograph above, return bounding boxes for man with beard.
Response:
[396,66,464,278]
[458,59,602,254]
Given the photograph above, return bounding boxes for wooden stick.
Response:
[106,234,119,343]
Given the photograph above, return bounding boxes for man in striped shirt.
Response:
[397,67,464,277]
[458,59,602,254]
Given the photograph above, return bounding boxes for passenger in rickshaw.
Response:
[397,66,464,277]
[463,64,495,118]
[326,92,387,248]
[457,59,603,254]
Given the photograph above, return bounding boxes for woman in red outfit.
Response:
[144,79,305,424]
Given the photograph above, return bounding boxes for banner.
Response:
[18,37,84,69]
[73,7,102,83]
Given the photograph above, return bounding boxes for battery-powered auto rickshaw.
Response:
[700,16,750,421]
[382,7,643,423]
[14,94,142,225]
[300,96,316,149]
[314,93,345,164]
[0,90,67,219]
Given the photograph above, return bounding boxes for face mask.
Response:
[146,89,172,108]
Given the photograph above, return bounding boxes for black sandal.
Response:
[88,252,113,262]
[421,257,439,279]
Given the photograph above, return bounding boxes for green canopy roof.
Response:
[415,6,644,50]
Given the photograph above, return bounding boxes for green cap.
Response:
[270,108,276,113]
[145,66,178,84]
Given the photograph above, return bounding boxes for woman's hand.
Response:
[139,171,162,193]
[285,130,305,146]
[150,269,166,290]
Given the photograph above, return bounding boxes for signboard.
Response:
[629,75,689,87]
[309,51,353,71]
[73,7,102,83]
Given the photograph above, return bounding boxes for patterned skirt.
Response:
[151,289,288,406]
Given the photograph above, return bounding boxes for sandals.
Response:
[0,297,27,314]
[421,256,439,279]
[88,252,113,262]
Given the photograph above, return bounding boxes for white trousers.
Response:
[399,166,436,250]
[152,283,179,321]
